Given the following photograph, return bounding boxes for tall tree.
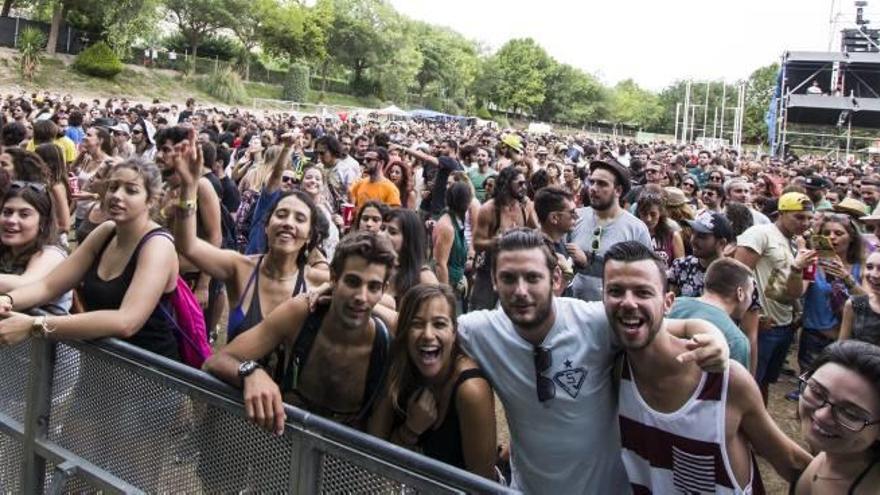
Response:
[165,0,224,61]
[610,79,663,130]
[489,38,552,115]
[538,62,609,125]
[742,63,779,144]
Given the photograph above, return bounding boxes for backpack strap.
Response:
[355,316,391,423]
[282,304,328,391]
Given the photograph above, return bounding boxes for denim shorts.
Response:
[756,324,794,385]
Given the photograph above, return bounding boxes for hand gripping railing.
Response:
[0,329,517,494]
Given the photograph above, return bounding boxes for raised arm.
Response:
[396,144,439,167]
[172,130,244,282]
[264,136,296,193]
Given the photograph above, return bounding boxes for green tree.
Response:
[610,79,663,130]
[413,22,479,110]
[538,62,609,125]
[326,0,395,94]
[165,0,225,62]
[489,38,552,115]
[742,63,779,144]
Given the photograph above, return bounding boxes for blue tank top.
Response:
[802,263,861,331]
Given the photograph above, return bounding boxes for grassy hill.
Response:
[0,48,383,109]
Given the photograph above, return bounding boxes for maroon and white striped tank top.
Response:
[618,357,764,495]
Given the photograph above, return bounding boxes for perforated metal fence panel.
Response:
[0,338,516,494]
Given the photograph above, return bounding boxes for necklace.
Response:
[261,265,298,282]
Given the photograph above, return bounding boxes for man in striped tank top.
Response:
[602,241,812,494]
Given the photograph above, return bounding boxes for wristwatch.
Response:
[238,360,261,379]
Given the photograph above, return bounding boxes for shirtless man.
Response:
[204,231,397,434]
[603,241,811,494]
[470,165,538,310]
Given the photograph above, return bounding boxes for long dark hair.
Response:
[387,284,461,415]
[265,188,321,266]
[383,208,427,298]
[353,200,389,231]
[819,214,863,266]
[493,165,522,208]
[808,340,880,458]
[637,192,672,241]
[0,183,59,274]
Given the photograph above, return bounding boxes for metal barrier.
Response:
[0,337,515,494]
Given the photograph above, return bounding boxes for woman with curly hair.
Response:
[385,159,416,209]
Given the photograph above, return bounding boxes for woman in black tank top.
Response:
[791,341,880,495]
[0,159,181,361]
[170,137,329,347]
[367,284,498,481]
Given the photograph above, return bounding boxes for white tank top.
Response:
[618,358,763,495]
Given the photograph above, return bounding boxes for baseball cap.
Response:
[686,211,734,242]
[110,122,130,135]
[501,134,523,153]
[777,192,814,212]
[803,176,830,190]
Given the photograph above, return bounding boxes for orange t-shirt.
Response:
[350,178,401,209]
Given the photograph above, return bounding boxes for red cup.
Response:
[802,261,817,281]
[341,203,355,227]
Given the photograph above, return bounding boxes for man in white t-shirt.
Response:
[458,228,730,494]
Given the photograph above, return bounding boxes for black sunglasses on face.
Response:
[281,176,296,184]
[131,129,143,135]
[534,346,555,402]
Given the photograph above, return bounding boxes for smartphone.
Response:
[811,234,835,257]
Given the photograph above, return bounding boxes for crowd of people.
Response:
[0,90,878,493]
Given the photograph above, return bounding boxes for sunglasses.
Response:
[10,181,47,194]
[534,346,555,402]
[710,176,723,182]
[591,226,603,256]
[131,129,143,135]
[281,176,296,184]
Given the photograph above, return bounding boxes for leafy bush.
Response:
[282,63,309,102]
[475,106,493,120]
[17,27,46,81]
[197,67,247,104]
[73,42,124,79]
[162,33,242,62]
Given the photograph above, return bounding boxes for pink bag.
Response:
[162,276,213,368]
[143,230,212,368]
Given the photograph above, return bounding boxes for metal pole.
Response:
[702,81,710,139]
[720,84,727,142]
[22,339,56,494]
[683,81,691,144]
[737,83,746,154]
[14,17,19,48]
[713,106,718,141]
[674,103,681,143]
[846,112,853,159]
[690,104,697,143]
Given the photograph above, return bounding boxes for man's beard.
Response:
[590,195,615,211]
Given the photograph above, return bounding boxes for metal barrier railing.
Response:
[0,336,516,494]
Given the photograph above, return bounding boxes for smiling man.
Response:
[204,231,396,433]
[602,241,811,494]
[458,228,731,494]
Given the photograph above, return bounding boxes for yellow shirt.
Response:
[26,137,77,164]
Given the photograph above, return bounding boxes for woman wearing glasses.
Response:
[791,340,880,494]
[368,284,497,480]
